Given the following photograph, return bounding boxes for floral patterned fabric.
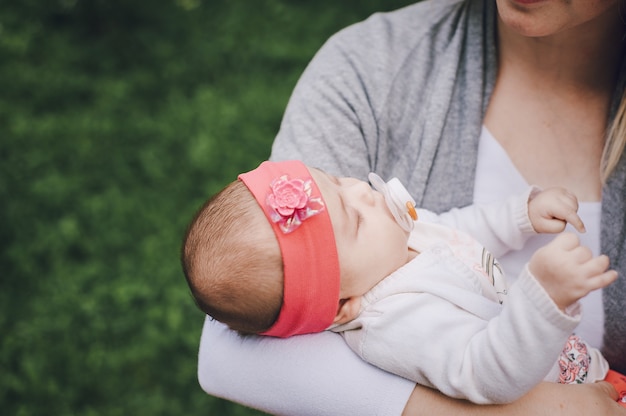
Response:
[558,335,591,384]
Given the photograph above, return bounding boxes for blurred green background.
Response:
[1,0,414,414]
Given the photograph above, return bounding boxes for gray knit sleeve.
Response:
[270,0,469,182]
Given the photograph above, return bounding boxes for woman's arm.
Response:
[403,381,625,416]
[199,317,625,416]
[198,317,415,415]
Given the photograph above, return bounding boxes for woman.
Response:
[197,0,626,414]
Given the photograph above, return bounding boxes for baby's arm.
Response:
[339,257,582,404]
[422,187,585,258]
[420,187,535,257]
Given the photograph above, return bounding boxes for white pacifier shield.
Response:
[368,172,416,232]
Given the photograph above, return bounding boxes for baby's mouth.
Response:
[368,173,417,232]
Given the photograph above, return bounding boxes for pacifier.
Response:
[368,172,417,232]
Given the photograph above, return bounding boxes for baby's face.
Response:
[309,168,412,298]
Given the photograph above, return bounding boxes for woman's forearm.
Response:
[403,381,624,416]
[198,317,415,415]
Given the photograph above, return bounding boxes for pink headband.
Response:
[238,160,340,337]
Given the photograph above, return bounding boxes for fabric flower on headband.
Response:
[266,175,325,233]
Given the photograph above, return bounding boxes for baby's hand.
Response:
[529,233,617,311]
[528,187,585,234]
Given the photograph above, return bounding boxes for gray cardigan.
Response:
[271,0,626,372]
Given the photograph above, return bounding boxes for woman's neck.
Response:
[484,6,625,202]
[496,7,624,95]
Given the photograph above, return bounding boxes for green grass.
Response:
[1,0,414,414]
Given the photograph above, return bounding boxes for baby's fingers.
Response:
[583,253,611,273]
[534,187,586,233]
[581,255,618,290]
[563,211,586,233]
[584,269,618,291]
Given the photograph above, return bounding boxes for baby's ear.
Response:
[333,297,362,325]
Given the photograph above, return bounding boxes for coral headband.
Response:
[238,160,340,338]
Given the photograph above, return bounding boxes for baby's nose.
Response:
[349,180,375,204]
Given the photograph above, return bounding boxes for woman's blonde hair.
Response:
[602,88,626,182]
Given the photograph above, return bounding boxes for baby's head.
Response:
[181,179,285,334]
[182,161,341,337]
[182,160,412,337]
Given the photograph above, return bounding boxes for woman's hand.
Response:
[402,381,625,416]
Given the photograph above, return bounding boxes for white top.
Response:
[474,127,604,348]
[331,192,608,404]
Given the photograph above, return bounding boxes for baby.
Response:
[182,160,621,404]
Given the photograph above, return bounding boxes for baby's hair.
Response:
[181,180,283,334]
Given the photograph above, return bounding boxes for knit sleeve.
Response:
[337,256,579,404]
[418,187,538,258]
